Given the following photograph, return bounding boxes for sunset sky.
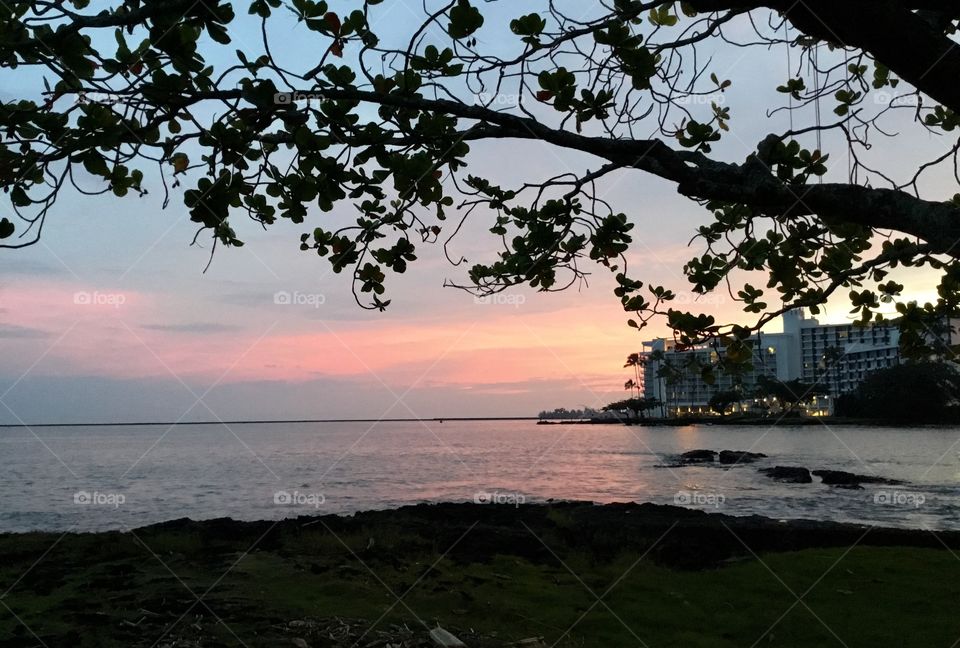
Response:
[0,3,953,424]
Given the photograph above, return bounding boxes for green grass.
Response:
[0,512,958,647]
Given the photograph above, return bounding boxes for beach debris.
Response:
[278,617,507,647]
[430,626,467,647]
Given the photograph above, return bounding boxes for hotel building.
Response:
[641,310,907,416]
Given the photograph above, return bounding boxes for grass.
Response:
[0,504,958,647]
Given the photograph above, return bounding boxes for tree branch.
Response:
[682,0,960,114]
[248,87,960,256]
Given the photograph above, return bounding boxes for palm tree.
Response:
[821,346,845,398]
[642,349,668,417]
[623,353,643,398]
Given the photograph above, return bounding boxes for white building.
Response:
[641,310,905,416]
[792,312,901,396]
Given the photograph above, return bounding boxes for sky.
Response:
[0,2,955,424]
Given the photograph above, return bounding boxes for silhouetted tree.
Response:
[755,375,827,413]
[2,1,959,346]
[845,362,960,422]
[623,353,643,398]
[708,390,741,416]
[604,397,661,420]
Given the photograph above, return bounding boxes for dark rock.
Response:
[759,466,812,483]
[680,449,717,463]
[719,450,768,465]
[812,470,903,487]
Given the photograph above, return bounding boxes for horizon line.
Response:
[0,416,539,429]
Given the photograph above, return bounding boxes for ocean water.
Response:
[1,420,958,532]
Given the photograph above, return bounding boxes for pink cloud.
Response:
[20,263,942,400]
[118,307,639,392]
[1,278,642,397]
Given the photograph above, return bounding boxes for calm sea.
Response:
[1,420,958,532]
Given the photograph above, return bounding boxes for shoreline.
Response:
[7,501,958,555]
[2,416,945,429]
[0,416,538,429]
[3,502,960,646]
[536,416,951,426]
[2,496,954,537]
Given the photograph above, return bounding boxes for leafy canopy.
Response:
[1,0,960,353]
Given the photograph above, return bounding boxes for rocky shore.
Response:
[1,502,958,647]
